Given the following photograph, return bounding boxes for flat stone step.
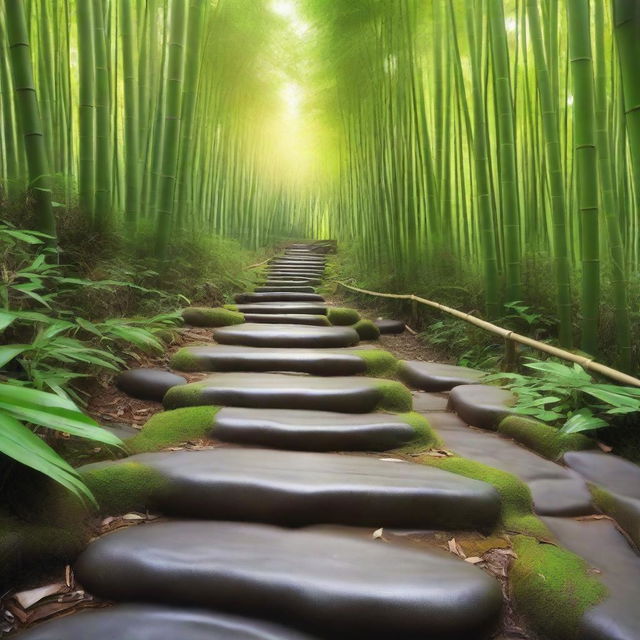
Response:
[267,268,325,276]
[75,521,502,639]
[235,292,325,303]
[14,605,317,640]
[116,368,187,402]
[374,318,406,334]
[170,345,368,375]
[543,517,640,640]
[235,303,328,315]
[271,260,325,268]
[256,285,316,293]
[163,372,411,413]
[244,313,329,326]
[84,448,500,528]
[264,279,321,287]
[212,407,418,450]
[213,323,359,348]
[399,361,485,392]
[448,384,517,429]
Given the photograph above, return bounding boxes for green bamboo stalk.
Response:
[4,0,55,239]
[566,0,600,355]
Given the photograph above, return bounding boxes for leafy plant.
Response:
[0,382,123,504]
[484,359,640,434]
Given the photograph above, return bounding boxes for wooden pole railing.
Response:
[336,281,640,388]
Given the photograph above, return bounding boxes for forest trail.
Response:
[13,244,640,640]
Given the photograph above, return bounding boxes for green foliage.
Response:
[485,359,640,435]
[511,535,607,640]
[0,383,123,505]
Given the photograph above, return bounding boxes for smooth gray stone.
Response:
[213,407,415,450]
[213,323,359,348]
[374,318,405,334]
[256,286,316,293]
[264,279,321,287]
[116,368,187,402]
[243,314,329,326]
[101,422,139,441]
[428,411,595,517]
[235,303,327,315]
[271,257,325,263]
[267,268,324,275]
[172,345,368,375]
[75,521,502,640]
[399,361,485,392]
[163,372,392,413]
[411,391,449,412]
[543,517,640,640]
[564,450,640,547]
[13,604,317,640]
[82,448,500,529]
[235,292,325,303]
[448,384,516,429]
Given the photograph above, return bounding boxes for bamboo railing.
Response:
[336,281,640,388]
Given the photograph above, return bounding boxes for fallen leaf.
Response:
[447,538,466,558]
[121,513,145,521]
[372,528,384,539]
[464,556,483,564]
[378,458,404,463]
[13,583,67,610]
[597,442,613,453]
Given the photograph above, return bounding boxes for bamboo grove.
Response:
[1,0,639,371]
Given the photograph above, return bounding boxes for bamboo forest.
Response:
[1,2,640,640]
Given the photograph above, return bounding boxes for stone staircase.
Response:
[14,243,640,640]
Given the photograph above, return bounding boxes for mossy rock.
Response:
[128,406,220,453]
[398,412,444,450]
[423,456,550,538]
[511,535,607,640]
[327,307,361,326]
[182,306,245,327]
[170,347,208,372]
[498,415,596,461]
[375,380,413,412]
[355,349,399,378]
[353,318,381,340]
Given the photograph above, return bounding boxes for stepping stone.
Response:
[428,412,595,517]
[171,345,368,375]
[256,286,316,293]
[85,448,500,528]
[212,407,418,450]
[264,280,321,287]
[399,361,485,392]
[75,521,502,639]
[267,268,325,276]
[163,372,411,413]
[542,517,640,640]
[235,302,327,315]
[564,451,640,547]
[116,368,187,402]
[448,384,516,429]
[14,604,317,640]
[374,318,405,334]
[235,292,325,303]
[244,313,329,326]
[213,323,359,348]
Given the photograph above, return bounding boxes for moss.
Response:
[375,380,413,412]
[422,456,551,538]
[353,318,381,340]
[397,412,443,449]
[511,535,607,640]
[498,415,596,460]
[128,406,220,453]
[355,349,399,377]
[0,516,88,592]
[327,307,361,325]
[163,381,207,409]
[170,347,207,372]
[590,485,640,548]
[80,462,168,515]
[182,306,245,327]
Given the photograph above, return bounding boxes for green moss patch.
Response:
[327,307,361,325]
[182,306,245,327]
[375,380,413,412]
[511,535,607,640]
[163,380,207,409]
[398,412,443,449]
[353,318,381,341]
[498,416,596,461]
[170,347,208,371]
[355,349,399,377]
[422,456,550,538]
[128,406,220,453]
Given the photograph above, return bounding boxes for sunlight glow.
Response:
[271,0,309,38]
[505,17,516,32]
[282,82,302,115]
[567,94,574,106]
